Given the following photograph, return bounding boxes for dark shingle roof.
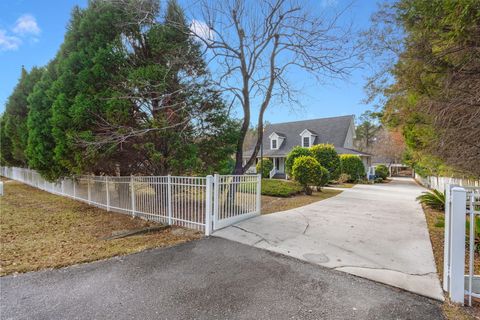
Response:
[245,115,356,157]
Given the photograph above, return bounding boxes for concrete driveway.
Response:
[1,238,442,320]
[214,177,444,301]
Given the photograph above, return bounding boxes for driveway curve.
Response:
[214,177,443,301]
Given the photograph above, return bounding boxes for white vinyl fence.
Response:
[415,173,480,192]
[444,184,480,306]
[0,167,261,235]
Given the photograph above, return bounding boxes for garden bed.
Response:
[0,180,202,276]
[261,189,342,214]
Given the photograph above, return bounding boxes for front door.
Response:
[278,158,285,173]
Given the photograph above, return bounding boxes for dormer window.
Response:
[300,129,317,148]
[303,136,310,147]
[269,132,285,150]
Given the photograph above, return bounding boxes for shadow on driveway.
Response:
[1,238,442,320]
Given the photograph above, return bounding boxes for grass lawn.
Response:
[261,189,342,214]
[422,204,480,319]
[0,180,202,276]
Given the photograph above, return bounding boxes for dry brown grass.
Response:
[422,204,480,319]
[261,189,342,215]
[0,181,202,276]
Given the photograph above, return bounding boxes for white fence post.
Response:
[167,175,172,225]
[449,187,466,305]
[213,174,220,230]
[443,184,452,291]
[87,177,92,205]
[205,175,213,236]
[130,175,136,217]
[73,178,76,199]
[105,176,110,211]
[256,174,262,214]
[61,179,65,195]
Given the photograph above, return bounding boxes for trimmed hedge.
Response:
[310,144,340,180]
[285,146,313,175]
[261,179,303,197]
[256,158,273,178]
[340,154,365,182]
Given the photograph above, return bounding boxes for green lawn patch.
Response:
[261,179,303,197]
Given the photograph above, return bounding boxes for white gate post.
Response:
[256,174,261,214]
[443,184,452,291]
[449,186,466,305]
[73,178,76,199]
[213,174,220,231]
[87,178,92,205]
[105,176,110,211]
[167,175,172,225]
[205,175,213,235]
[130,175,136,217]
[61,179,65,195]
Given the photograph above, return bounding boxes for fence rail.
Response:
[0,167,261,235]
[415,173,480,192]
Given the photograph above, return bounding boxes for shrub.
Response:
[340,154,365,182]
[285,146,313,175]
[291,155,322,195]
[336,173,350,184]
[309,144,340,180]
[261,179,303,197]
[256,158,273,178]
[315,166,330,190]
[374,177,384,183]
[375,164,389,180]
[416,190,445,210]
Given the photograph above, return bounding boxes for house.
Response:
[243,115,372,178]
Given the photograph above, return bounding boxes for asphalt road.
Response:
[1,237,443,320]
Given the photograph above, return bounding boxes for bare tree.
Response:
[187,0,360,174]
[371,128,405,166]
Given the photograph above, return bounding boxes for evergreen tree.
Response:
[3,66,44,166]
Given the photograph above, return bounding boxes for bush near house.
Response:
[285,146,314,175]
[292,156,327,195]
[310,144,341,180]
[315,166,330,190]
[261,179,303,197]
[375,164,389,180]
[340,154,365,182]
[256,158,273,178]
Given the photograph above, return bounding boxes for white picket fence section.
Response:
[0,167,261,235]
[444,184,480,306]
[415,173,480,192]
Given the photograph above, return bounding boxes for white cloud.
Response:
[13,14,41,35]
[190,19,214,44]
[0,30,21,51]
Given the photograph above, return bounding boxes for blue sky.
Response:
[0,0,380,123]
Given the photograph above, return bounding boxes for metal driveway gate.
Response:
[211,174,261,231]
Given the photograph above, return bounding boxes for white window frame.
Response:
[302,136,310,148]
[271,139,278,149]
[299,129,316,148]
